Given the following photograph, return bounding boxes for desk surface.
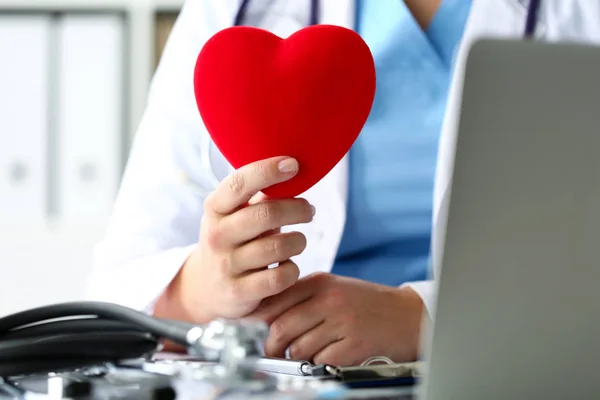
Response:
[5,361,417,399]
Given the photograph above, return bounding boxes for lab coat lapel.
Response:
[319,0,355,29]
[281,0,356,277]
[432,0,529,279]
[311,0,355,274]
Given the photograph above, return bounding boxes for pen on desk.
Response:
[253,358,313,376]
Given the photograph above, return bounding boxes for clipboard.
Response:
[253,356,422,388]
[150,353,421,388]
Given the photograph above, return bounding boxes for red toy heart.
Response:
[194,25,376,198]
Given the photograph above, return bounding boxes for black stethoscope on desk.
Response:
[234,0,542,38]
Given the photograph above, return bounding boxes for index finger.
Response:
[206,156,298,215]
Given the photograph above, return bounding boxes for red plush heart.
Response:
[193,25,376,198]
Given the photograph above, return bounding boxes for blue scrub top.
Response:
[331,0,472,286]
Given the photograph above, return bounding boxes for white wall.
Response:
[0,0,184,316]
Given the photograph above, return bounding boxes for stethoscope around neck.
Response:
[203,0,543,187]
[233,0,542,36]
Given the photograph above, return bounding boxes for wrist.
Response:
[397,286,426,316]
[154,246,215,324]
[392,286,426,361]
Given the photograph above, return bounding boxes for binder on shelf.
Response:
[154,11,179,69]
[56,13,126,226]
[0,15,52,226]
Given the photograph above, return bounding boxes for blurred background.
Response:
[0,0,183,316]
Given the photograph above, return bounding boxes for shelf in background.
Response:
[0,0,185,316]
[0,0,184,10]
[155,10,178,68]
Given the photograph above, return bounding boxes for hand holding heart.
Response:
[160,156,314,323]
[155,26,375,324]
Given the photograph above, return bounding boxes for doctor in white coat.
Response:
[86,0,600,366]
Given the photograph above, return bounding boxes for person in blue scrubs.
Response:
[149,0,473,366]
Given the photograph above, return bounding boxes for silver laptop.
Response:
[420,38,600,399]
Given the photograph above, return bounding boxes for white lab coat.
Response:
[85,0,600,317]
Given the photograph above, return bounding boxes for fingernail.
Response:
[310,205,316,216]
[278,158,298,174]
